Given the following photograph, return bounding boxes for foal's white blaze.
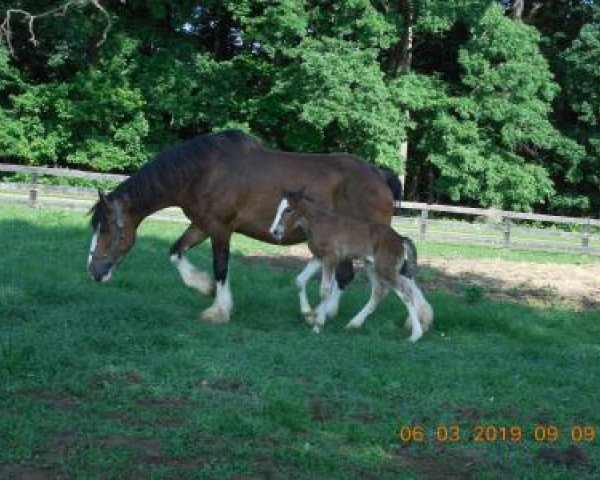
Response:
[87,227,99,268]
[269,198,289,236]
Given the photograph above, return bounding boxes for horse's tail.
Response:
[400,236,418,279]
[379,166,403,210]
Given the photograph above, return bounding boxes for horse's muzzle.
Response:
[270,227,284,242]
[89,260,113,282]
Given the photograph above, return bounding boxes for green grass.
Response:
[1,204,600,479]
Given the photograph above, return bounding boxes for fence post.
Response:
[502,216,511,247]
[420,208,428,239]
[29,172,39,207]
[581,219,591,254]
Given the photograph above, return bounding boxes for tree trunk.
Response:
[396,0,414,194]
[512,0,524,20]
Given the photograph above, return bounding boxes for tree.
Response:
[413,5,583,210]
[562,17,600,215]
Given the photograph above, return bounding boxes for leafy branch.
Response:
[0,0,114,56]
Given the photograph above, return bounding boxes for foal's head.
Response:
[269,190,310,242]
[88,190,137,282]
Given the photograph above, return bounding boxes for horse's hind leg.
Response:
[296,258,321,325]
[169,225,213,295]
[345,265,388,329]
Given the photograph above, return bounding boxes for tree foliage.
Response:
[0,0,598,214]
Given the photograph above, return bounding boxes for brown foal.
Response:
[269,190,433,341]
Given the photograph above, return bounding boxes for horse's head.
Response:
[269,189,309,242]
[88,189,137,282]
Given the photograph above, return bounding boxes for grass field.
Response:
[1,204,600,479]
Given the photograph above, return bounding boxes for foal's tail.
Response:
[400,236,418,279]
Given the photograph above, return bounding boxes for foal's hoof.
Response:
[404,316,411,331]
[303,311,316,326]
[325,303,339,319]
[345,318,363,329]
[199,306,230,324]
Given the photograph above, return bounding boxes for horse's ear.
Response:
[98,189,108,206]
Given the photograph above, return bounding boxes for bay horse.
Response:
[269,190,433,341]
[88,130,401,324]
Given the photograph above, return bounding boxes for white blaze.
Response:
[87,227,99,267]
[269,198,289,236]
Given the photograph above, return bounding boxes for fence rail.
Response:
[2,164,599,255]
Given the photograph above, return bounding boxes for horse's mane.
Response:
[90,130,262,226]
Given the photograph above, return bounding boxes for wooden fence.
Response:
[2,164,600,255]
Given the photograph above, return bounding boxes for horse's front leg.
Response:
[169,224,213,295]
[295,258,321,325]
[312,261,336,333]
[200,233,233,324]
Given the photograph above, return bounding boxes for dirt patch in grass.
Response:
[91,370,145,389]
[392,447,502,480]
[536,445,593,470]
[103,411,185,428]
[202,377,250,393]
[310,397,341,423]
[420,258,600,310]
[22,390,81,411]
[43,431,207,473]
[0,463,62,480]
[351,403,379,425]
[239,247,600,310]
[135,396,194,409]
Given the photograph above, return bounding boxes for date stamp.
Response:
[397,424,596,444]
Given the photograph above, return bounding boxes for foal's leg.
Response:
[295,258,321,324]
[394,276,427,342]
[328,260,354,318]
[200,233,233,324]
[345,265,388,329]
[403,276,434,334]
[312,261,336,333]
[169,225,214,295]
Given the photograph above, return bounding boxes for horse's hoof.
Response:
[303,311,316,325]
[408,332,423,342]
[404,316,412,331]
[312,325,321,333]
[199,306,230,324]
